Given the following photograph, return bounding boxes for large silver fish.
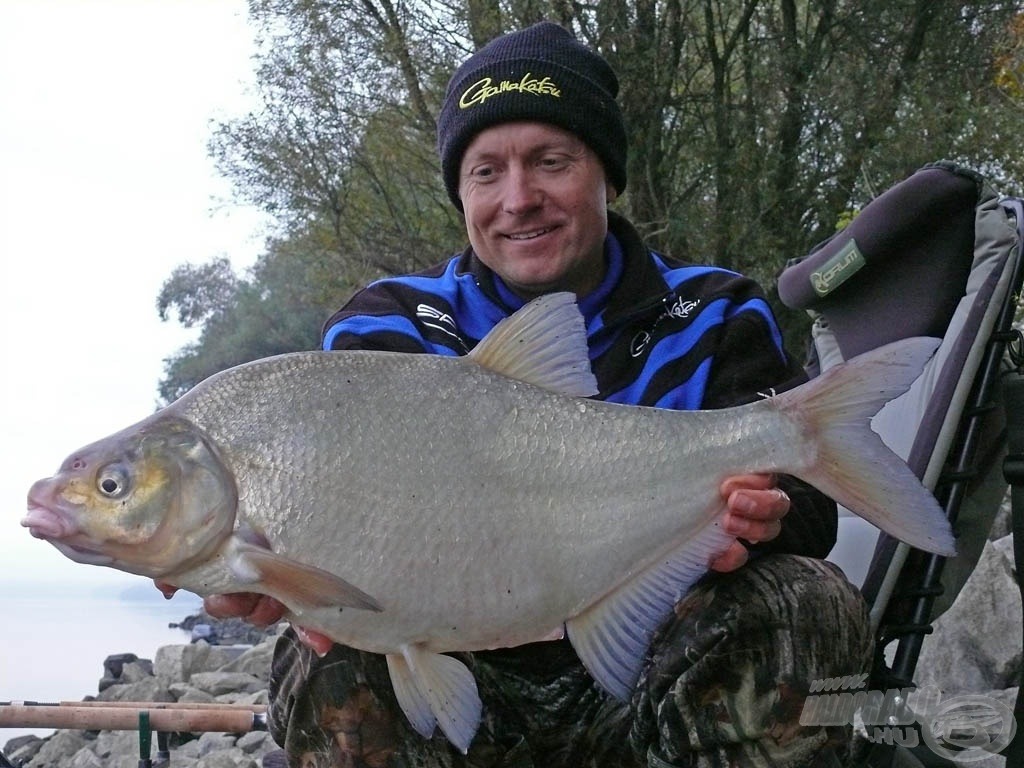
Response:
[23,293,954,752]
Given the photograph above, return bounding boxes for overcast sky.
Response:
[1,0,270,589]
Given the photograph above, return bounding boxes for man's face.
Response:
[458,121,616,300]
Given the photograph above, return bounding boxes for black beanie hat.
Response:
[437,21,627,210]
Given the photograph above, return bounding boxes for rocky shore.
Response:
[2,615,282,768]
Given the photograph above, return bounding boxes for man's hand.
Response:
[710,473,790,573]
[205,592,289,628]
[204,593,335,655]
[153,582,336,656]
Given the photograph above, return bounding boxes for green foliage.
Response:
[157,257,239,328]
[158,0,1024,399]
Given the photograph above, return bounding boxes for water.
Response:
[0,578,203,744]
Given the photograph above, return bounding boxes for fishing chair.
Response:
[778,160,1024,767]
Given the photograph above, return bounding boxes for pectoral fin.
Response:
[566,521,734,700]
[230,541,382,613]
[385,645,482,754]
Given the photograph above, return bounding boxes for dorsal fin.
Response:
[467,293,599,397]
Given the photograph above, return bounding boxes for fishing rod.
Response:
[0,700,267,732]
[0,701,268,767]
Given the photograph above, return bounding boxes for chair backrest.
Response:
[778,160,1022,638]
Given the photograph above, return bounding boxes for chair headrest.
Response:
[778,162,986,359]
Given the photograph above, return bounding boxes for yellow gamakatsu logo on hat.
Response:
[459,73,561,108]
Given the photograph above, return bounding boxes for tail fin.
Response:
[773,337,956,556]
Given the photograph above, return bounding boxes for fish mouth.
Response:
[21,504,113,565]
[21,504,78,540]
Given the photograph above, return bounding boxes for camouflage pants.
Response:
[266,555,871,768]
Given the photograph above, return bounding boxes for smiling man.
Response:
[211,21,869,768]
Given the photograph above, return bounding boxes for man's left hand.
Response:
[710,473,790,573]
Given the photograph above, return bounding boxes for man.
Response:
[207,21,870,767]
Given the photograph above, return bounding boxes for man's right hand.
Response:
[205,592,287,627]
[207,592,338,656]
[154,582,336,656]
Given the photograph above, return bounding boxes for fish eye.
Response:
[97,466,130,499]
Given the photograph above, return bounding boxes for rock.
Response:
[155,642,216,681]
[197,731,237,757]
[217,638,277,681]
[214,690,269,706]
[155,642,252,685]
[68,746,103,768]
[963,755,1005,768]
[189,672,267,697]
[989,492,1011,541]
[917,535,1022,694]
[120,659,156,684]
[98,652,141,692]
[2,734,43,762]
[95,676,173,704]
[155,641,212,682]
[173,737,203,760]
[170,683,218,704]
[102,653,139,680]
[219,688,270,708]
[236,731,276,756]
[24,729,92,767]
[196,748,260,767]
[987,685,1019,710]
[93,730,138,761]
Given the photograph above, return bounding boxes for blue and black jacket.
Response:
[321,211,837,557]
